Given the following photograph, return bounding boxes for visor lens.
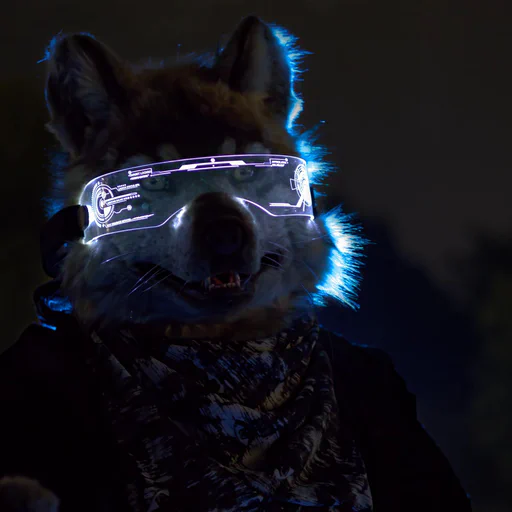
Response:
[80,154,313,242]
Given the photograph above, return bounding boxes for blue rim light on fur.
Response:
[43,151,67,218]
[315,208,366,309]
[37,31,96,64]
[268,25,309,135]
[271,24,366,309]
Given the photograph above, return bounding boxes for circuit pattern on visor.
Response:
[80,154,313,243]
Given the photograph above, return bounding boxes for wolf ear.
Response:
[45,33,132,158]
[215,16,292,124]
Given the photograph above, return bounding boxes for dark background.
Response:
[1,1,510,511]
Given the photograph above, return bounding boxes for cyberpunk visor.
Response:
[80,154,313,243]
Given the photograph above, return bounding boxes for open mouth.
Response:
[133,252,283,300]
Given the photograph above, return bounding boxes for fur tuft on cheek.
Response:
[60,240,134,329]
[285,217,331,302]
[312,207,367,308]
[244,215,330,312]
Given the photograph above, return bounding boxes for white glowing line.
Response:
[86,204,96,225]
[178,160,247,171]
[269,197,305,208]
[172,206,187,229]
[85,208,185,244]
[235,197,314,219]
[103,192,138,207]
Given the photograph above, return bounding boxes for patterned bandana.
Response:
[88,315,373,511]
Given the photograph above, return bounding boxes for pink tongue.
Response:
[211,272,234,285]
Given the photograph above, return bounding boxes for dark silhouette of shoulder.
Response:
[320,328,471,511]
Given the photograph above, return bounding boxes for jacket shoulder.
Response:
[0,324,71,385]
[321,329,416,420]
[320,328,472,512]
[0,324,123,511]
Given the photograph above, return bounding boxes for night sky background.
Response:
[1,1,510,511]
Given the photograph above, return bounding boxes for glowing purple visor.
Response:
[80,154,313,243]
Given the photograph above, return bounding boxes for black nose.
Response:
[206,218,245,256]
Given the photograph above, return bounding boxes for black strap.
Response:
[40,205,88,278]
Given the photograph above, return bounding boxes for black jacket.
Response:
[0,282,471,511]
